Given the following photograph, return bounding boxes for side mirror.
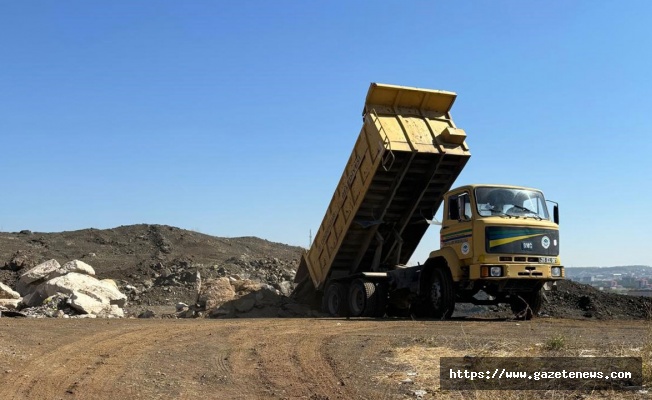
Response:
[546,199,560,224]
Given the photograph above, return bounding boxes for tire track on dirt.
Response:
[1,319,649,399]
[0,322,240,400]
[1,324,167,400]
[228,319,375,399]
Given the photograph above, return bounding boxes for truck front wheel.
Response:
[428,268,455,319]
[323,282,349,317]
[509,289,543,320]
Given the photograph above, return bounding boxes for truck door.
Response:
[441,191,473,261]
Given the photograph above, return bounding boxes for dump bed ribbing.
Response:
[297,83,471,290]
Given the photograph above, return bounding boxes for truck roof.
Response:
[451,184,546,193]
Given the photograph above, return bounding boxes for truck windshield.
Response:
[475,187,550,220]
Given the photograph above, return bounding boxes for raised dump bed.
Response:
[296,83,471,290]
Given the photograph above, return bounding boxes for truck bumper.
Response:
[468,264,564,280]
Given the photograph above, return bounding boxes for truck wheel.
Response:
[323,282,349,317]
[510,289,543,320]
[428,268,455,319]
[348,279,379,317]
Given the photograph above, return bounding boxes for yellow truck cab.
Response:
[419,184,563,319]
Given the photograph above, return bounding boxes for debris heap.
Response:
[3,259,127,318]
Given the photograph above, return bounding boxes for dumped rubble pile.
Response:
[138,276,315,319]
[542,279,652,320]
[0,225,306,319]
[1,259,127,318]
[115,255,302,317]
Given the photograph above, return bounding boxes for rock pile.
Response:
[137,274,316,319]
[0,224,305,318]
[1,259,127,318]
[118,255,300,313]
[217,256,298,296]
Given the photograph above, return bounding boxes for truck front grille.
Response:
[518,271,543,276]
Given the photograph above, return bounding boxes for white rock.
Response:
[0,299,21,309]
[101,279,118,289]
[69,292,123,317]
[43,273,127,307]
[0,282,20,299]
[17,259,61,292]
[17,259,96,295]
[60,260,96,277]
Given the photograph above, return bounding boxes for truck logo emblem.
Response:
[461,242,470,255]
[541,236,551,249]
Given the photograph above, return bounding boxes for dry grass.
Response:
[542,334,566,351]
[379,320,651,400]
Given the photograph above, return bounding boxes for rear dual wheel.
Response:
[348,279,387,318]
[322,282,349,317]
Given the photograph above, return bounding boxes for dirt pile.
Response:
[0,224,307,318]
[1,224,651,320]
[542,279,652,320]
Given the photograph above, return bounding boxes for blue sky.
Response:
[1,1,650,268]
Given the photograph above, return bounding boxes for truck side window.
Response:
[449,192,471,221]
[448,196,460,220]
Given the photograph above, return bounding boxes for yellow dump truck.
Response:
[294,83,564,319]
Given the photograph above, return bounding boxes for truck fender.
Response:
[419,248,461,296]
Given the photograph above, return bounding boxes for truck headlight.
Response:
[551,267,561,277]
[490,266,503,277]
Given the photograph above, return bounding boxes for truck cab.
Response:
[416,184,564,319]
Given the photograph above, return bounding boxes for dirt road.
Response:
[0,318,649,399]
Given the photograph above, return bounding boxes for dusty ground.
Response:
[0,318,650,400]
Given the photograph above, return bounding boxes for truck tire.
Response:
[348,279,378,317]
[428,268,455,319]
[510,289,543,320]
[323,282,349,317]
